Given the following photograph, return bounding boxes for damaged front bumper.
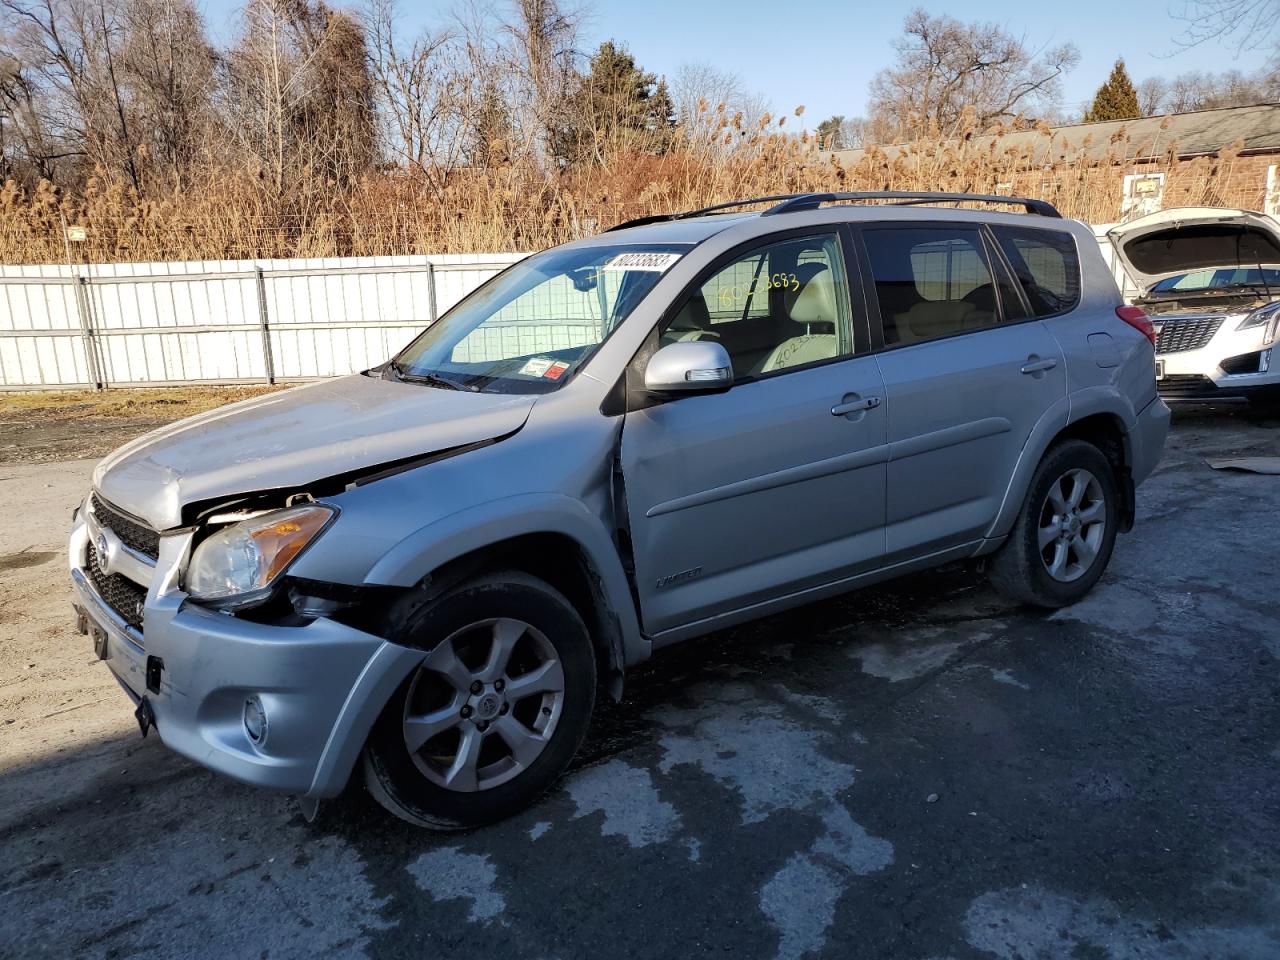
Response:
[68,500,422,798]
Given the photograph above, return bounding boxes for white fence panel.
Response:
[0,252,524,389]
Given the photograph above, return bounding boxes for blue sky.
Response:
[200,0,1275,128]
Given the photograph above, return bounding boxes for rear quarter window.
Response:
[992,226,1081,318]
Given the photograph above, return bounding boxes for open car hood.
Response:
[92,375,536,530]
[1107,207,1280,296]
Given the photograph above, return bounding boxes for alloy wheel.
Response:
[1037,467,1107,583]
[402,618,565,792]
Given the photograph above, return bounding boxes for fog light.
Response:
[244,696,268,744]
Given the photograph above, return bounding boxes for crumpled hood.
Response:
[1107,207,1280,295]
[92,375,536,530]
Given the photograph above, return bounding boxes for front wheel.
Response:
[364,571,596,829]
[989,440,1119,608]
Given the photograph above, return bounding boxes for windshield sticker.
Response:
[602,252,681,272]
[519,357,554,377]
[543,361,571,381]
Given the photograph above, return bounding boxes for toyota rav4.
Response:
[69,192,1170,828]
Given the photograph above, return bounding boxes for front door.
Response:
[620,230,888,638]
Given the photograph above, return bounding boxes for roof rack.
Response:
[606,190,1061,232]
[763,191,1062,218]
[605,195,811,232]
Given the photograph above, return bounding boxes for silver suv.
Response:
[69,192,1170,828]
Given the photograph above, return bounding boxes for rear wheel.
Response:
[364,571,595,829]
[989,440,1119,608]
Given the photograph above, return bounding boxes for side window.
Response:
[864,226,1021,346]
[991,226,1081,317]
[662,233,854,379]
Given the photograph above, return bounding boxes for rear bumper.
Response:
[1130,395,1171,488]
[69,506,422,798]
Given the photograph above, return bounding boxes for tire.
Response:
[988,439,1119,608]
[364,571,596,829]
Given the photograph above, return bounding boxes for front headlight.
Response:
[186,505,334,605]
[1236,300,1280,338]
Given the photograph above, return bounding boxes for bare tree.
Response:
[0,0,147,186]
[1175,0,1279,52]
[669,60,771,152]
[1137,62,1280,114]
[365,0,494,193]
[118,0,216,189]
[223,0,375,196]
[498,0,580,165]
[1136,75,1169,116]
[867,8,1080,141]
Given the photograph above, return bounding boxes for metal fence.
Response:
[0,253,525,390]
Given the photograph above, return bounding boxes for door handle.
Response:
[831,395,881,417]
[1020,356,1058,375]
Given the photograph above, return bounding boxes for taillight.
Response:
[1116,306,1157,347]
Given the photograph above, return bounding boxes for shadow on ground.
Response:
[1,408,1278,960]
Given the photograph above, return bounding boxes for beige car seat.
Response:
[893,299,994,343]
[662,294,718,344]
[756,263,840,373]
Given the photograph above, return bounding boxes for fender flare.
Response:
[363,492,649,670]
[985,388,1137,541]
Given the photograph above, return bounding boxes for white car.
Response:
[1109,207,1280,403]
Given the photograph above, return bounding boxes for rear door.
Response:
[620,228,888,638]
[856,222,1067,562]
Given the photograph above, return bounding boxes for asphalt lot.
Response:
[1,405,1278,960]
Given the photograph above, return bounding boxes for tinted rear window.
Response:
[864,226,1024,345]
[992,226,1081,317]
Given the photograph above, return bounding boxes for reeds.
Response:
[0,114,1262,265]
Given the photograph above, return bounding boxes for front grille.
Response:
[91,493,160,560]
[1154,316,1224,355]
[86,542,147,630]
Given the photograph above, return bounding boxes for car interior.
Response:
[661,238,846,378]
[864,230,1001,345]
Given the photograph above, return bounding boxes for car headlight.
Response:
[1236,301,1280,343]
[186,505,334,605]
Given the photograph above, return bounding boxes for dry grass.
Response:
[0,385,286,422]
[0,113,1266,265]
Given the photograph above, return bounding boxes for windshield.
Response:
[389,244,688,393]
[1149,266,1280,293]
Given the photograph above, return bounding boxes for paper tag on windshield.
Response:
[519,357,554,377]
[602,252,681,272]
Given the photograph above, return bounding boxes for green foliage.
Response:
[816,116,847,149]
[1084,59,1140,123]
[555,40,677,163]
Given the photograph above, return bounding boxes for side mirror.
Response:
[644,341,734,394]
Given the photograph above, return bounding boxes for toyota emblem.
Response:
[96,533,109,562]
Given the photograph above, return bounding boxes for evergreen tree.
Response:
[556,41,676,163]
[816,116,847,149]
[1084,59,1141,122]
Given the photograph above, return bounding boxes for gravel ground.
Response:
[0,403,1278,960]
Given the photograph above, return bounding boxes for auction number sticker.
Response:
[602,252,681,272]
[519,357,554,377]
